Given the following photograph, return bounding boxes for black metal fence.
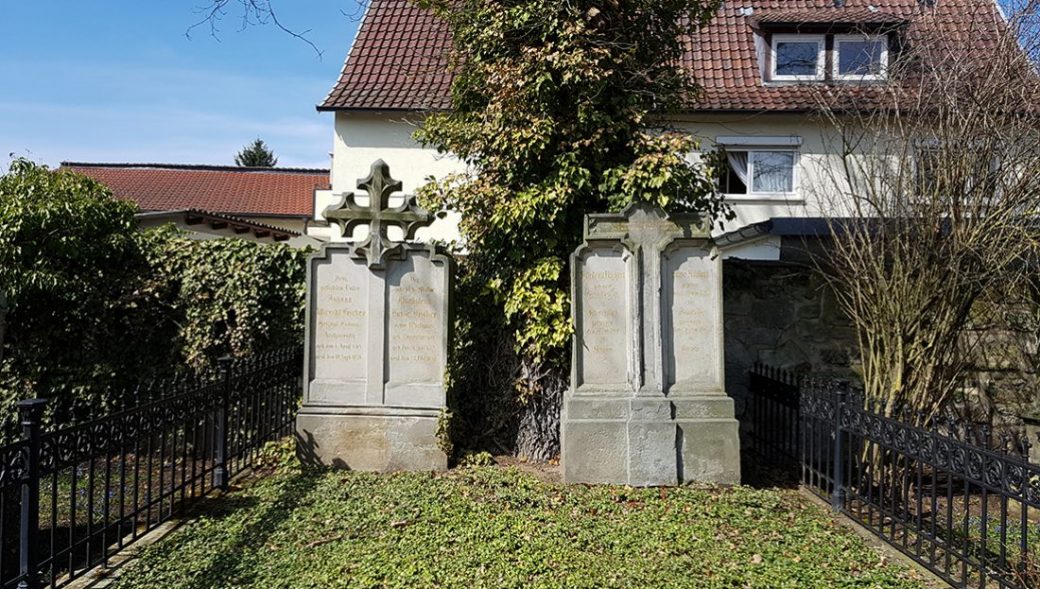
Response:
[745,364,1040,589]
[0,346,303,589]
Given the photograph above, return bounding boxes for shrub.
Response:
[0,160,306,441]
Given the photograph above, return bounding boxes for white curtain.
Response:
[751,151,794,193]
[725,151,750,187]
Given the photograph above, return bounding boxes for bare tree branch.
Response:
[808,1,1040,424]
[186,0,326,58]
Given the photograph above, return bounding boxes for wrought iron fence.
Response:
[745,364,1040,589]
[0,346,303,589]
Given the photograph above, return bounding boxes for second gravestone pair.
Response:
[562,203,740,485]
[296,161,739,485]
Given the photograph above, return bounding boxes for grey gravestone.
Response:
[296,160,452,471]
[562,203,740,485]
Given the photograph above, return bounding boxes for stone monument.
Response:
[296,160,452,471]
[561,203,740,485]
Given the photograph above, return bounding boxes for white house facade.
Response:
[315,0,1006,258]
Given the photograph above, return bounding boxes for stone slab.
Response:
[296,409,447,471]
[628,418,679,486]
[563,203,741,486]
[677,418,741,485]
[561,419,628,484]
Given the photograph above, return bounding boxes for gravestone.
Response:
[296,160,452,471]
[562,203,740,485]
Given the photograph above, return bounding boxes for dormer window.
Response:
[833,34,888,80]
[765,32,893,83]
[771,35,825,81]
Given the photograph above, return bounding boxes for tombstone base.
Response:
[295,406,447,472]
[674,395,741,485]
[562,393,740,486]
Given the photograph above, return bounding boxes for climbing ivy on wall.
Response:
[142,227,307,371]
[413,0,731,459]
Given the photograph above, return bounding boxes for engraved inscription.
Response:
[312,258,368,381]
[591,219,680,237]
[666,249,719,389]
[579,250,628,386]
[386,254,444,386]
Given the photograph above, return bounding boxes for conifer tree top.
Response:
[235,139,278,168]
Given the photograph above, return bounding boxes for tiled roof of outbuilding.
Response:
[61,163,329,217]
[318,0,1008,113]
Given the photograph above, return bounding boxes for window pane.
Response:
[751,151,794,193]
[838,39,885,76]
[775,42,819,76]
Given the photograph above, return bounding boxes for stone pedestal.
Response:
[561,204,740,485]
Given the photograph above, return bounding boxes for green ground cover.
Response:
[109,460,931,589]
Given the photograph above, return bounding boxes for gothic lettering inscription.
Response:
[579,249,628,386]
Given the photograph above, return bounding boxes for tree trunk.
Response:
[514,373,564,463]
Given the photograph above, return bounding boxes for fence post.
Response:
[213,356,233,491]
[831,387,846,512]
[17,399,47,589]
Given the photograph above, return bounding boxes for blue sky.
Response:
[0,2,363,170]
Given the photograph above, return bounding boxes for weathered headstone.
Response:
[296,160,452,471]
[562,203,740,485]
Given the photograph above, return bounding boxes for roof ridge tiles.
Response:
[61,162,330,174]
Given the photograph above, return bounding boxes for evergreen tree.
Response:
[234,139,278,167]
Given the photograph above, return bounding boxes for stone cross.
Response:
[323,159,433,268]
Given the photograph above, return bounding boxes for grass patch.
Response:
[110,463,931,588]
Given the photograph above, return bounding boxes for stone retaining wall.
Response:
[722,260,858,411]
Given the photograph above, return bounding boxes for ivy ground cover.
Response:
[110,463,932,589]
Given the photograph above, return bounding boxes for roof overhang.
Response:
[748,9,909,33]
[135,209,300,243]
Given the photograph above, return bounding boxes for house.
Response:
[312,0,1010,376]
[314,0,1008,251]
[61,162,336,247]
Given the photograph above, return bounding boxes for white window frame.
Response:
[716,139,801,201]
[832,34,889,81]
[770,34,825,82]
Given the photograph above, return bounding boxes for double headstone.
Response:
[296,160,452,471]
[562,203,740,485]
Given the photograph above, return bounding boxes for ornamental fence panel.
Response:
[0,346,302,589]
[745,364,1040,589]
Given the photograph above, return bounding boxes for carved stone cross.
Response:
[323,159,433,268]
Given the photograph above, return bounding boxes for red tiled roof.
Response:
[60,163,330,217]
[749,8,909,26]
[320,0,453,111]
[318,0,1007,112]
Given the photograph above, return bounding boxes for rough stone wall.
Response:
[721,259,1040,426]
[722,260,858,413]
